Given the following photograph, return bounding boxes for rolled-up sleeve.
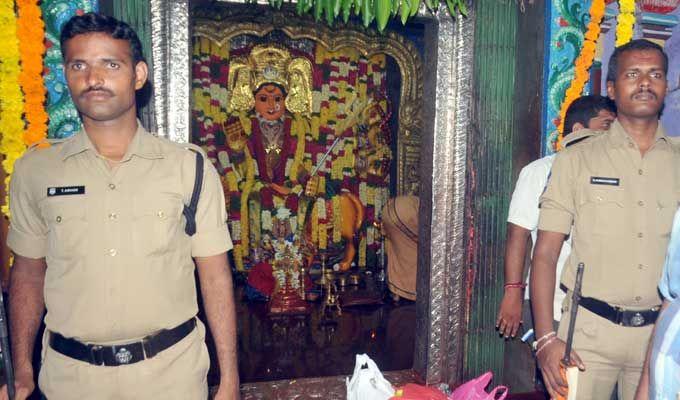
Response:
[538,150,576,235]
[508,158,549,231]
[7,157,48,259]
[188,151,233,257]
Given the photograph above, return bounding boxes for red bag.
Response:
[389,383,448,400]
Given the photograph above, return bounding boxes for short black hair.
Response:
[60,13,146,65]
[563,95,616,135]
[606,39,667,83]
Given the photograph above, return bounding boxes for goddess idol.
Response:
[221,44,315,274]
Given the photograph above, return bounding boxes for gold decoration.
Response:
[286,58,313,115]
[195,11,423,195]
[250,45,292,91]
[226,44,313,116]
[227,58,255,113]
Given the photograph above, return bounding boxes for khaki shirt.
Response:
[7,124,232,344]
[539,119,680,309]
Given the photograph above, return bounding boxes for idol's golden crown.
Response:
[227,44,313,115]
[249,45,292,92]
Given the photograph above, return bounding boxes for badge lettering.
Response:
[590,177,620,186]
[46,186,85,197]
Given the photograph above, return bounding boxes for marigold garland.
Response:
[238,148,256,271]
[556,0,605,149]
[235,116,308,270]
[0,2,27,217]
[17,0,48,148]
[616,0,636,47]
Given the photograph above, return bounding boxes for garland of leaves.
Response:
[268,0,468,31]
[615,0,635,47]
[0,2,27,217]
[556,0,605,148]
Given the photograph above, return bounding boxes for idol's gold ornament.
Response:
[227,44,313,116]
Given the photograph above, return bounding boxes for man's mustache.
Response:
[81,87,113,97]
[632,88,657,100]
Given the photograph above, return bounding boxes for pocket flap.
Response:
[133,197,183,220]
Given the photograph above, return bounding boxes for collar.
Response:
[608,118,668,149]
[60,121,165,161]
[562,129,599,147]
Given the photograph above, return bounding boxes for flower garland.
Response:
[237,148,256,271]
[236,116,308,269]
[0,2,27,217]
[17,0,48,148]
[616,0,636,47]
[556,0,605,149]
[289,115,308,182]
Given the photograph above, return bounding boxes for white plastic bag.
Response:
[346,353,395,400]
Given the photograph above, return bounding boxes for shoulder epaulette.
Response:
[25,137,66,152]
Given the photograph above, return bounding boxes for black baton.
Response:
[0,292,14,399]
[563,262,585,365]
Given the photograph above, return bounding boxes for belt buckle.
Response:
[630,312,645,327]
[112,346,134,365]
[89,345,104,366]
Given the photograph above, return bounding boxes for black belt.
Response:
[49,318,196,366]
[579,297,660,327]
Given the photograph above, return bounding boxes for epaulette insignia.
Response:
[27,138,64,151]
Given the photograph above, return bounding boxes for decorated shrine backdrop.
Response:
[542,0,594,154]
[191,33,391,271]
[41,0,98,139]
[542,1,680,154]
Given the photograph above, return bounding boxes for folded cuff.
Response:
[191,224,233,257]
[537,208,572,235]
[7,227,47,259]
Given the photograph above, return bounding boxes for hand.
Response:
[496,290,523,338]
[535,338,585,399]
[0,369,35,400]
[269,183,291,196]
[211,384,240,400]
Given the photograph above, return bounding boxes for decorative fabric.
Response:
[41,0,98,139]
[542,0,594,154]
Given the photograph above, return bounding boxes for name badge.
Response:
[590,177,620,186]
[47,186,85,197]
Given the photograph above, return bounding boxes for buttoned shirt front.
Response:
[539,119,680,309]
[7,124,232,344]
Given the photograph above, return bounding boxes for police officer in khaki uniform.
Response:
[531,39,679,400]
[1,14,239,400]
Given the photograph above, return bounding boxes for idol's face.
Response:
[63,32,147,123]
[607,49,667,120]
[254,84,286,121]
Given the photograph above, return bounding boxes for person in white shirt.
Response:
[497,95,616,338]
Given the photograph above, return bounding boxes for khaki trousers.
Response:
[38,320,210,400]
[558,301,653,400]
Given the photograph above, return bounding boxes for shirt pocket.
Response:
[655,190,680,237]
[132,197,184,256]
[40,199,89,261]
[579,187,626,236]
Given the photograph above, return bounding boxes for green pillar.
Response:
[465,0,519,382]
[105,0,156,130]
